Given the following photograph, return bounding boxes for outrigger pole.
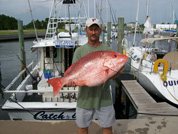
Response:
[28,0,39,41]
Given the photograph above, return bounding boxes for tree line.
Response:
[0,14,66,30]
[1,14,173,31]
[0,14,142,31]
[0,14,18,30]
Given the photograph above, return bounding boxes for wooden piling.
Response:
[114,79,123,119]
[0,62,4,98]
[176,23,178,49]
[101,24,105,44]
[117,18,124,54]
[18,20,26,79]
[177,23,178,37]
[0,62,1,91]
[107,22,111,46]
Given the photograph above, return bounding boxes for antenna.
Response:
[133,0,140,46]
[27,0,39,41]
[146,0,149,17]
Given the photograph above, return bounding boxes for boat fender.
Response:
[123,50,126,55]
[122,38,128,48]
[122,38,128,55]
[153,59,169,81]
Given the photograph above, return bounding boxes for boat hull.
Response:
[135,70,178,105]
[5,109,76,121]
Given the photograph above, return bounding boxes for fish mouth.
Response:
[117,56,129,72]
[123,56,129,63]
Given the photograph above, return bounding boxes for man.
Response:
[69,18,125,134]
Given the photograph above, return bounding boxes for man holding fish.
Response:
[48,18,128,134]
[68,18,126,134]
[48,17,127,134]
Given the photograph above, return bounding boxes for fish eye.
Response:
[114,54,117,57]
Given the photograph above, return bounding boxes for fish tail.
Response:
[47,78,65,96]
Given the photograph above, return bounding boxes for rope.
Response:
[158,71,178,102]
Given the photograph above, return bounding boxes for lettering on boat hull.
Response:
[163,80,178,87]
[34,111,76,120]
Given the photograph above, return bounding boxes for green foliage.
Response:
[0,14,49,30]
[23,18,49,29]
[0,14,70,30]
[0,14,18,30]
[23,18,66,29]
[139,24,144,29]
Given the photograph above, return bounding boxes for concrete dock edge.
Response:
[1,117,178,134]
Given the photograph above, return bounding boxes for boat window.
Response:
[53,48,62,63]
[130,51,134,55]
[136,58,140,62]
[46,47,50,58]
[53,47,57,58]
[63,0,76,4]
[134,55,137,59]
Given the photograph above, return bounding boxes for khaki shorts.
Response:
[76,105,115,128]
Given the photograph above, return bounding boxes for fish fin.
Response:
[103,58,114,68]
[103,58,116,71]
[47,78,65,97]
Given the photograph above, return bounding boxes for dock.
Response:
[1,117,178,134]
[121,80,178,118]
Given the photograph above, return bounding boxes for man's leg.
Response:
[102,127,112,134]
[96,105,115,134]
[78,127,88,134]
[76,107,94,134]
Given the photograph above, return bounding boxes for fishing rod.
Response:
[16,54,40,89]
[16,54,36,81]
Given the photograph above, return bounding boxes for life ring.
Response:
[153,59,169,81]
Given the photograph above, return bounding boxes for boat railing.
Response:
[4,89,78,94]
[5,89,78,103]
[4,62,34,92]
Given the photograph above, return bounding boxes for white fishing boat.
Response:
[123,37,178,106]
[2,0,89,121]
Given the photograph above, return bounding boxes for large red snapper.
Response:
[47,51,128,96]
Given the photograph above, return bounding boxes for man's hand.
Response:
[66,80,77,87]
[110,66,125,79]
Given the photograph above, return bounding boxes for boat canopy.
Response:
[141,37,178,44]
[32,39,55,48]
[32,32,78,49]
[163,51,178,70]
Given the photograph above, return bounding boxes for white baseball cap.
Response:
[86,18,101,28]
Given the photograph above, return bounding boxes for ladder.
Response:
[45,18,58,39]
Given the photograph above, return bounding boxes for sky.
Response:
[0,0,178,25]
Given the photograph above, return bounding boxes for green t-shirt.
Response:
[72,43,113,109]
